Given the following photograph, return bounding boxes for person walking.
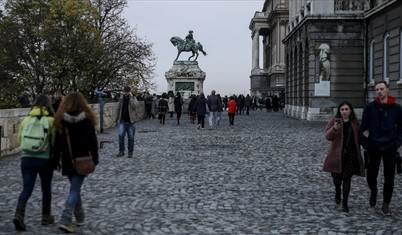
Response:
[53,92,99,233]
[207,90,222,129]
[168,92,175,118]
[216,94,223,125]
[152,93,158,119]
[236,95,244,115]
[359,81,402,215]
[272,95,280,112]
[227,96,237,126]
[144,92,153,119]
[193,93,208,129]
[223,95,228,111]
[13,95,56,231]
[323,101,365,212]
[158,93,169,124]
[114,86,139,158]
[244,94,251,115]
[174,92,183,125]
[188,94,197,124]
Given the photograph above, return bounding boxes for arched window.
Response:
[369,39,375,84]
[383,33,389,83]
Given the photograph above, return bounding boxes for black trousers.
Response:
[366,146,396,204]
[197,115,205,128]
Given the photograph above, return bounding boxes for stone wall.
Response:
[0,102,147,158]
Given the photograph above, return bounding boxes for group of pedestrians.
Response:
[14,91,99,233]
[323,81,402,215]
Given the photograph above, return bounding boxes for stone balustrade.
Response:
[0,101,147,158]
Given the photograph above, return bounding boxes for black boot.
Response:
[42,200,54,225]
[13,202,26,231]
[42,214,55,226]
[342,200,349,212]
[335,186,341,204]
[341,178,351,212]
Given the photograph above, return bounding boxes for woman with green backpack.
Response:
[13,94,57,231]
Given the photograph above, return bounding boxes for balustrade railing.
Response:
[335,0,370,13]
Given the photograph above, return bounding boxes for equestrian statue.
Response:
[170,30,207,61]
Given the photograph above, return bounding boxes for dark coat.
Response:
[188,97,197,115]
[53,112,99,176]
[174,96,183,113]
[207,94,221,112]
[323,117,365,176]
[193,96,208,116]
[359,97,402,150]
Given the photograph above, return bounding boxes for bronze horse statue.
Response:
[170,36,207,61]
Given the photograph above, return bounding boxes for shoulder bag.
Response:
[65,127,95,176]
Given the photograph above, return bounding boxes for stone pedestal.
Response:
[165,61,206,99]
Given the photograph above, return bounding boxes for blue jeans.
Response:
[66,174,85,205]
[18,158,53,214]
[119,121,136,154]
[208,111,218,127]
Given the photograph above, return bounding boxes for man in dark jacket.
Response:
[359,81,402,215]
[207,90,222,129]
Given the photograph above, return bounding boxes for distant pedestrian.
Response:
[52,90,63,113]
[168,92,175,118]
[145,92,154,119]
[13,95,56,231]
[251,95,257,110]
[188,94,197,124]
[174,92,183,125]
[114,86,139,158]
[193,93,208,129]
[223,95,228,111]
[152,93,158,118]
[207,90,222,129]
[272,95,279,112]
[53,92,99,233]
[158,93,169,124]
[265,96,272,112]
[244,94,251,115]
[359,81,402,215]
[216,94,222,125]
[227,96,237,126]
[236,95,244,115]
[323,101,365,213]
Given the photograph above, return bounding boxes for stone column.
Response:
[252,30,260,69]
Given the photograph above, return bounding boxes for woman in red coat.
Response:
[323,101,365,212]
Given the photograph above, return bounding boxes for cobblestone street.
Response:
[1,110,401,234]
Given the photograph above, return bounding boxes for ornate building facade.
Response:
[252,0,402,120]
[249,0,289,100]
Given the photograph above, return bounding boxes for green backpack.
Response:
[20,116,50,153]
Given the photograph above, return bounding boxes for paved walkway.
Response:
[1,110,401,234]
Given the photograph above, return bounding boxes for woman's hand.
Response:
[333,121,341,131]
[363,130,369,138]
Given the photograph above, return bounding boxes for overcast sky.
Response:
[123,0,264,96]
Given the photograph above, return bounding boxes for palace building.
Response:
[250,0,402,120]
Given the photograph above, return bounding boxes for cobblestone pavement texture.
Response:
[1,110,402,234]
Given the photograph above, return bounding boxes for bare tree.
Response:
[91,0,156,93]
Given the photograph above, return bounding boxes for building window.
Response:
[383,33,389,83]
[369,39,375,85]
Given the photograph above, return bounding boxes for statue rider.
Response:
[185,30,195,50]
